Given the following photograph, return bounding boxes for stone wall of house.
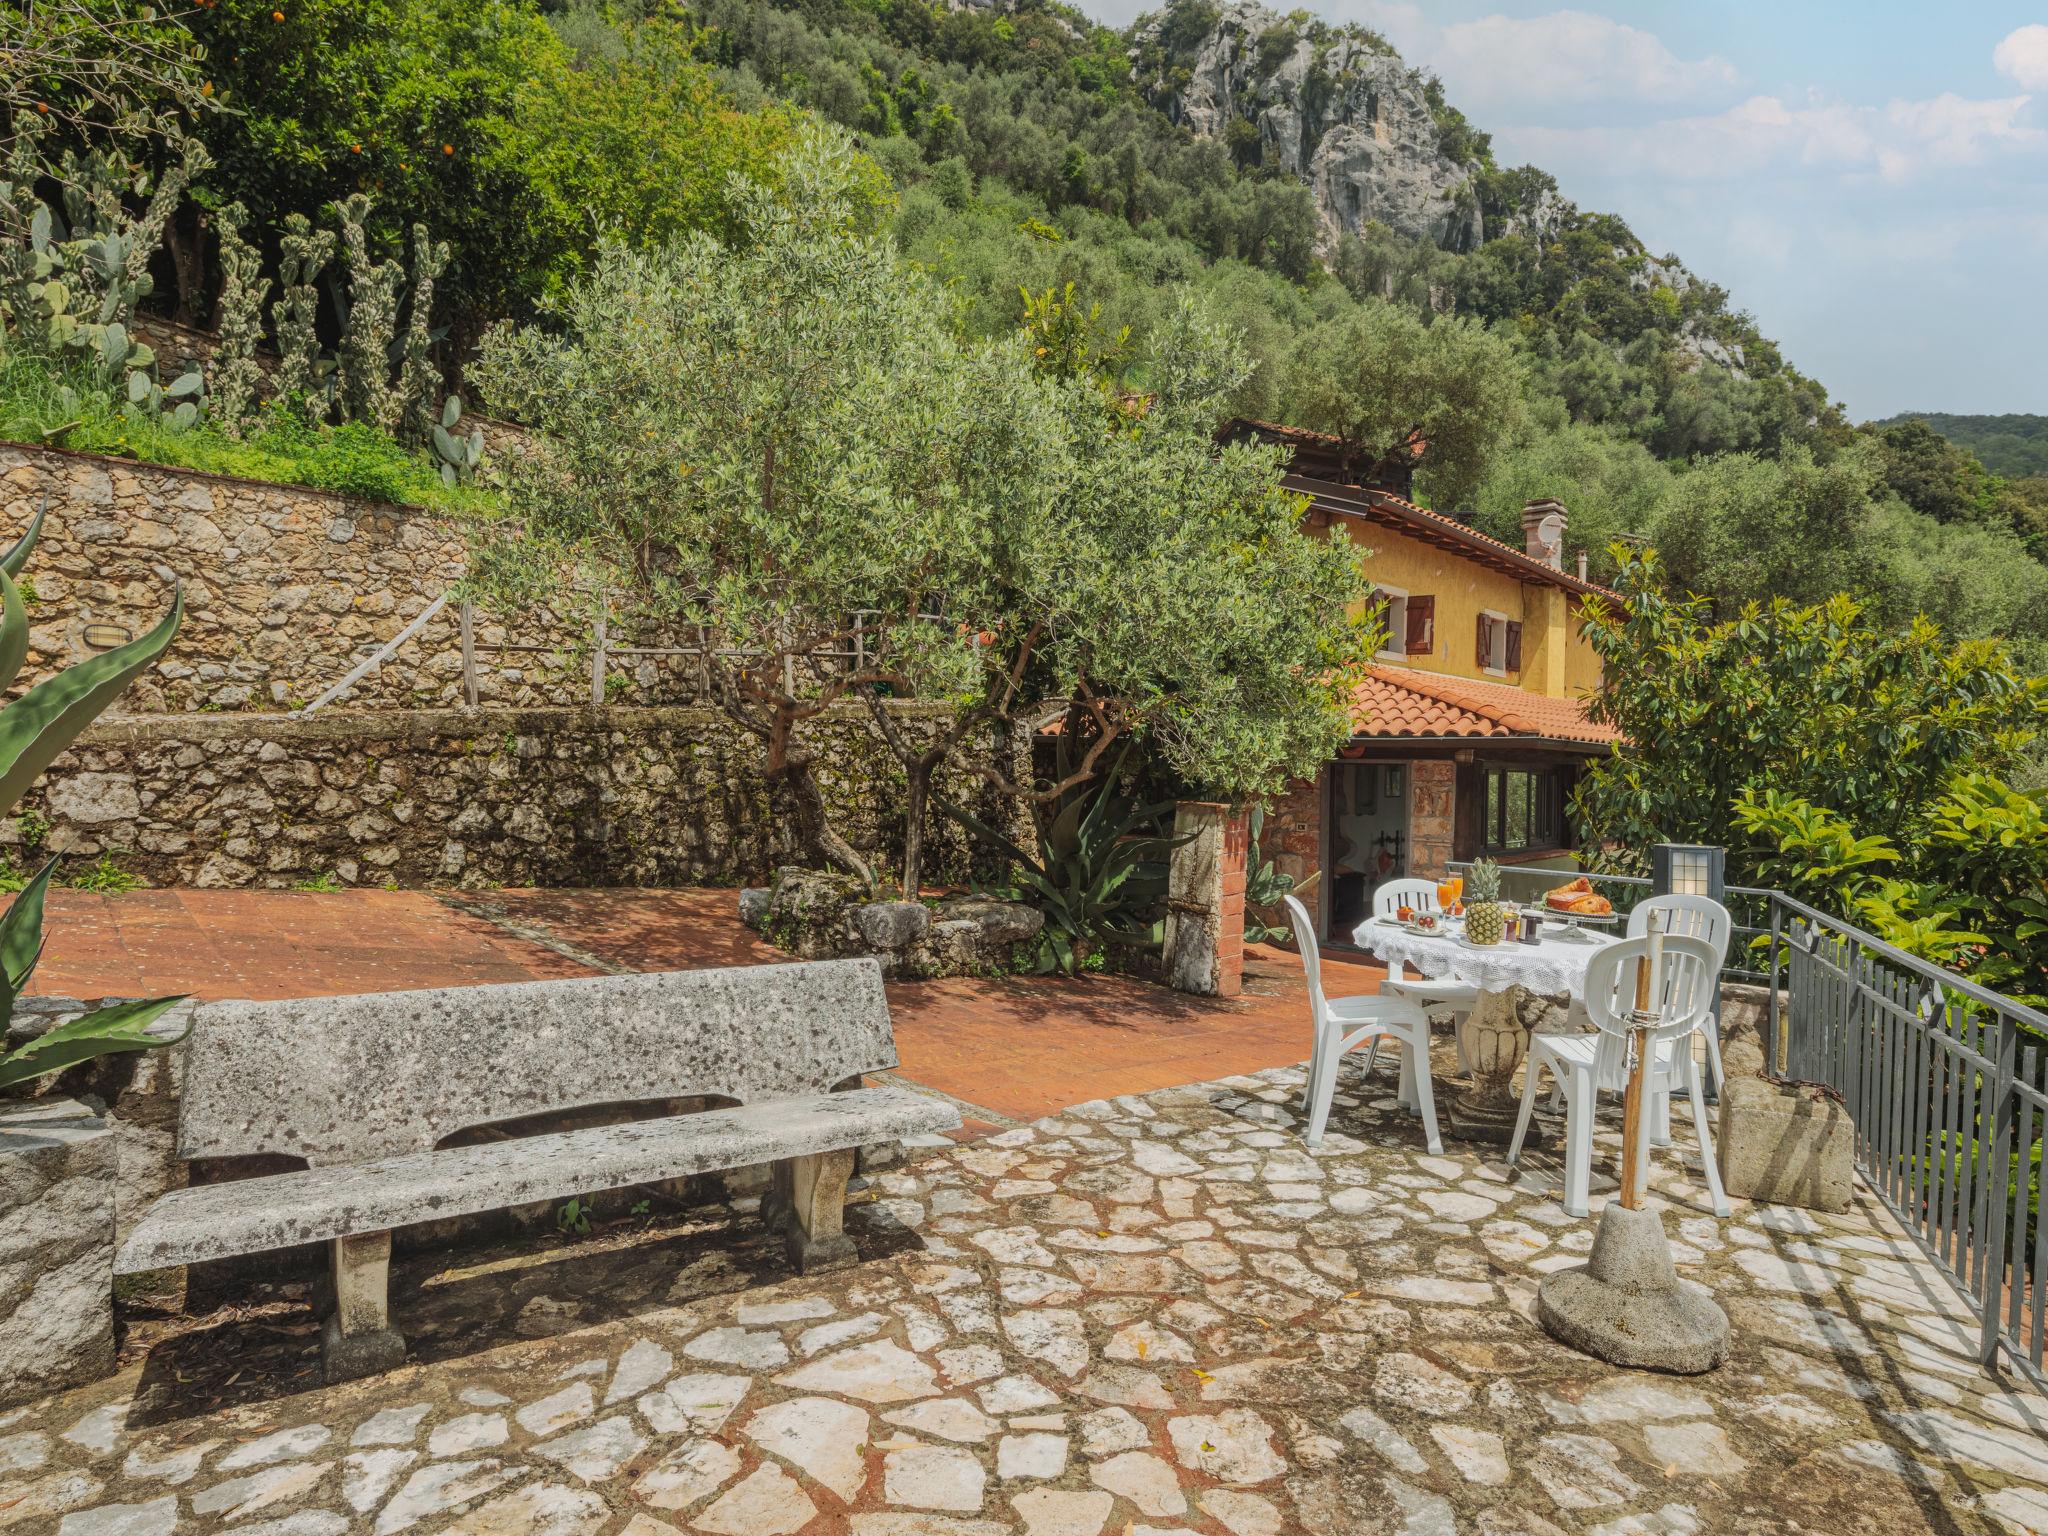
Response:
[1407,759,1456,878]
[1261,772,1324,934]
[10,703,1007,890]
[0,439,663,714]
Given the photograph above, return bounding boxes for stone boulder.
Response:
[0,1098,118,1407]
[857,900,933,952]
[934,898,1044,945]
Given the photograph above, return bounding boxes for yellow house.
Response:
[1225,421,1618,944]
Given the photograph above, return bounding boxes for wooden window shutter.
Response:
[1475,613,1493,667]
[1406,595,1434,655]
[1504,621,1523,671]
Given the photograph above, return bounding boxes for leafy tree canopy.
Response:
[1574,547,2046,871]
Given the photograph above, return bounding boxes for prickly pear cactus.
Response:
[209,203,270,434]
[335,192,403,432]
[397,221,450,445]
[272,212,335,408]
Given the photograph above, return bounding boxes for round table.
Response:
[1352,914,1620,1142]
[1350,916,1617,1004]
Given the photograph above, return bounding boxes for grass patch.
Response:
[0,350,496,513]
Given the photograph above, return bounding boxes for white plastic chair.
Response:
[1508,933,1732,1218]
[1543,893,1734,1138]
[1285,895,1441,1152]
[1371,877,1475,1075]
[1629,894,1732,1105]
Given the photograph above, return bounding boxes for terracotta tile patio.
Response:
[28,887,1390,1126]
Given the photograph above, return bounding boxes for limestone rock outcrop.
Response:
[1133,0,1480,252]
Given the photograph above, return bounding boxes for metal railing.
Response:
[1759,892,2048,1389]
[297,598,954,714]
[1438,863,2048,1385]
[1447,861,1775,982]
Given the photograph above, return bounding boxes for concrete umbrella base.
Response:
[1537,1203,1730,1374]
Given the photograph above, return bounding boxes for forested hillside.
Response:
[8,0,2048,664]
[1877,414,2048,479]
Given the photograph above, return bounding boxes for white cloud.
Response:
[1431,10,1736,108]
[1514,89,2039,185]
[1995,23,2048,90]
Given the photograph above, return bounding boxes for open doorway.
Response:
[1325,760,1409,940]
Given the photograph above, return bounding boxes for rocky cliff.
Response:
[1132,0,1481,254]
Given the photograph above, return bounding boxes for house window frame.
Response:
[1370,583,1409,662]
[1481,764,1565,855]
[1478,608,1511,676]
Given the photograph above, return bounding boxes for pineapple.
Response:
[1464,859,1506,945]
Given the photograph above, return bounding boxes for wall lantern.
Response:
[81,623,132,652]
[1652,843,1725,902]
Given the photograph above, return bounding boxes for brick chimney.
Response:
[1521,498,1568,570]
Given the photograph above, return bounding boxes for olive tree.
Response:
[1282,298,1524,510]
[471,126,1060,885]
[859,294,1379,889]
[473,127,1373,892]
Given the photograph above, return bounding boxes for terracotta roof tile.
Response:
[1350,666,1618,747]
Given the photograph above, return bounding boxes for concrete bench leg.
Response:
[322,1231,405,1382]
[765,1149,857,1274]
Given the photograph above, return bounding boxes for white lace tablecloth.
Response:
[1351,916,1617,1002]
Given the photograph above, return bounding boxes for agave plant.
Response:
[940,742,1187,976]
[1242,802,1318,945]
[0,507,187,1092]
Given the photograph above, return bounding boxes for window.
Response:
[1475,612,1523,675]
[1368,585,1405,659]
[1482,766,1563,853]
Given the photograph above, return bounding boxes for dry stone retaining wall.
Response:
[0,439,668,714]
[11,703,1001,890]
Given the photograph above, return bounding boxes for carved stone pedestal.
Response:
[1448,987,1541,1145]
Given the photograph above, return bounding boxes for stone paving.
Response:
[9,1057,2048,1535]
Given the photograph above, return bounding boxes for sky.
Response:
[1074,0,2048,421]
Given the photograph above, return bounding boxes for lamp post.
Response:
[1652,844,1727,1101]
[1652,843,1724,902]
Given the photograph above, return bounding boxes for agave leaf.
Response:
[0,995,189,1090]
[933,798,1041,875]
[0,589,181,818]
[0,568,26,696]
[3,504,46,577]
[0,856,57,998]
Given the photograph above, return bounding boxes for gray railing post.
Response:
[589,610,608,707]
[1767,896,1784,1076]
[1980,1009,2020,1369]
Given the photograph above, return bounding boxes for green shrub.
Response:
[0,352,492,513]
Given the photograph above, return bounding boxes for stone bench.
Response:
[114,958,958,1380]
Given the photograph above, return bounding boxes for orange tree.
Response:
[1574,546,2045,872]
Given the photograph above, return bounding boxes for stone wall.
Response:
[0,439,676,714]
[1407,759,1456,878]
[11,703,1005,890]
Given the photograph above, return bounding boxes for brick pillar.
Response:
[1162,801,1249,999]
